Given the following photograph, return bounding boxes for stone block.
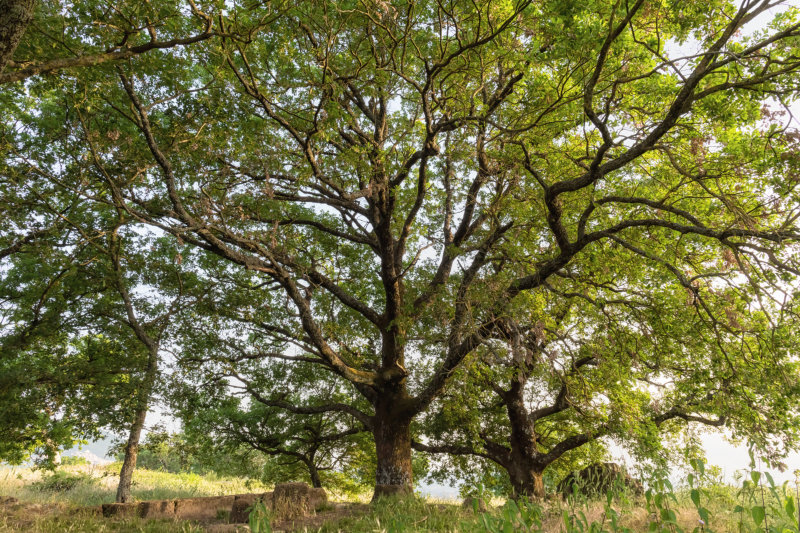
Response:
[138,499,176,519]
[272,482,316,519]
[206,525,251,533]
[101,502,138,518]
[229,493,272,524]
[462,496,487,512]
[557,462,643,498]
[309,487,327,511]
[174,495,236,520]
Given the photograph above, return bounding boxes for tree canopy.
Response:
[2,0,800,499]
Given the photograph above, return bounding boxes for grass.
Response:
[1,461,799,532]
[316,497,468,532]
[0,463,268,507]
[0,463,267,532]
[314,485,799,532]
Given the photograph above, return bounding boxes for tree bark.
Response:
[305,458,322,488]
[497,379,536,497]
[508,465,545,500]
[505,420,546,500]
[503,379,546,499]
[115,344,159,503]
[372,398,413,500]
[115,405,147,503]
[0,0,35,74]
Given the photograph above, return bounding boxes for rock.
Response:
[309,487,328,511]
[101,502,138,517]
[461,497,487,512]
[557,463,643,497]
[138,499,176,519]
[272,482,310,519]
[174,495,237,520]
[70,505,102,516]
[272,482,327,519]
[229,493,272,524]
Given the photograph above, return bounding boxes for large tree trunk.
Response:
[0,0,35,74]
[505,378,546,499]
[115,406,147,503]
[508,464,545,500]
[371,396,414,500]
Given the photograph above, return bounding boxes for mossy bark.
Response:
[0,0,35,74]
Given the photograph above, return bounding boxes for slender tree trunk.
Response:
[109,233,164,503]
[0,0,35,74]
[307,462,322,488]
[116,348,158,503]
[371,396,414,500]
[115,405,147,503]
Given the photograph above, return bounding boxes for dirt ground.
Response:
[204,502,370,532]
[0,494,371,532]
[271,502,370,532]
[0,496,69,530]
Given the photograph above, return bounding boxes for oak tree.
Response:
[5,0,800,499]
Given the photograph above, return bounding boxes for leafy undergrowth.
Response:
[315,485,799,533]
[2,461,800,532]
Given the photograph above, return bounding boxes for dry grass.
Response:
[0,464,268,532]
[0,463,268,507]
[0,463,795,532]
[271,494,308,521]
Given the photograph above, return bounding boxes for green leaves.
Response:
[751,505,766,526]
[4,0,800,497]
[690,489,701,508]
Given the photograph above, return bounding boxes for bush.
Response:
[31,470,93,492]
[60,456,89,466]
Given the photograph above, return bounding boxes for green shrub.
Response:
[59,456,90,466]
[31,470,93,492]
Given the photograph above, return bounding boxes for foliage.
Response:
[248,500,273,533]
[110,427,200,475]
[30,470,94,493]
[173,347,376,492]
[3,0,800,499]
[59,456,90,466]
[0,214,196,469]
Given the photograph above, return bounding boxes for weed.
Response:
[30,470,93,492]
[248,500,273,533]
